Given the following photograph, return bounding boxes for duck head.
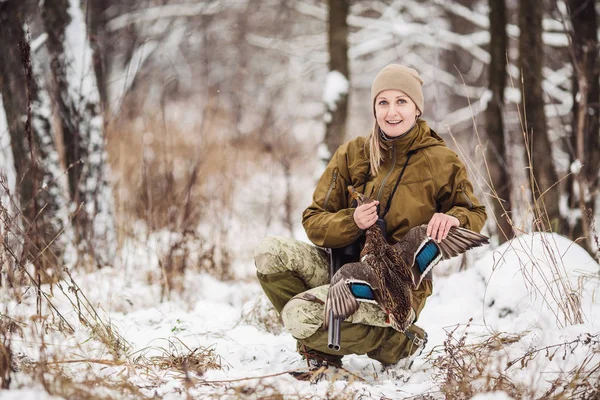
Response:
[348,185,375,206]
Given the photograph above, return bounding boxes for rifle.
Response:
[327,218,386,351]
[327,245,352,351]
[327,243,346,351]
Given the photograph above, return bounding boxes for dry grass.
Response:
[139,338,223,378]
[430,320,529,399]
[447,89,589,329]
[1,55,598,400]
[428,320,600,399]
[0,94,308,399]
[104,109,276,288]
[34,361,150,400]
[240,295,284,335]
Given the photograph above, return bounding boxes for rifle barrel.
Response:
[327,312,341,351]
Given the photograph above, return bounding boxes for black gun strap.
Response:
[381,145,418,219]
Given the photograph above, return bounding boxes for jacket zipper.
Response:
[459,182,473,208]
[323,169,338,211]
[376,145,397,202]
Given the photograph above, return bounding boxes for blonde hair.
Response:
[367,121,384,176]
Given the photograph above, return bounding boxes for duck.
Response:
[323,185,489,333]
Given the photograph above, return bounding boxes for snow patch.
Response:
[471,392,515,400]
[323,70,349,111]
[0,95,16,205]
[570,159,583,174]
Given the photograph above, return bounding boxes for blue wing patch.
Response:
[415,241,441,274]
[348,282,375,301]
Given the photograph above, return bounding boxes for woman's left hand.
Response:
[427,213,460,242]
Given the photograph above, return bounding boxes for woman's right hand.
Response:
[353,201,379,230]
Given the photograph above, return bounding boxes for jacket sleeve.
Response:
[432,150,487,233]
[302,146,364,248]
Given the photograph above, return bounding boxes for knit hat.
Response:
[370,64,424,115]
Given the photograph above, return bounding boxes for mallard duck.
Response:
[324,185,489,333]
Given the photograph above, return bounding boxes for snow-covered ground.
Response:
[2,229,598,399]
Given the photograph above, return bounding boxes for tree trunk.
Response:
[0,3,74,278]
[323,0,349,161]
[445,0,479,117]
[0,5,33,216]
[42,0,116,268]
[84,0,110,114]
[519,1,565,233]
[485,0,512,243]
[567,0,599,257]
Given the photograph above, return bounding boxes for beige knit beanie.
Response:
[370,64,424,115]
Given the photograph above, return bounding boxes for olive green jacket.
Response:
[302,119,487,318]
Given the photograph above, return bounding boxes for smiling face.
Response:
[375,90,420,138]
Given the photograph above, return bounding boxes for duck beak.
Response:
[348,185,361,205]
[348,185,371,206]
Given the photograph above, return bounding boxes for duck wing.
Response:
[393,225,489,289]
[323,261,382,330]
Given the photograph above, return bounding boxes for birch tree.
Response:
[42,0,116,268]
[0,3,74,279]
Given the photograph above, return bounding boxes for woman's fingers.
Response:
[427,213,460,242]
[441,219,452,240]
[426,214,438,238]
[428,216,441,241]
[353,201,379,229]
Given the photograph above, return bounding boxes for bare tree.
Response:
[485,0,512,243]
[323,0,349,160]
[42,0,116,268]
[0,3,74,279]
[444,0,480,120]
[519,0,565,233]
[566,0,599,257]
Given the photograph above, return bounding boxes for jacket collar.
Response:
[379,119,443,154]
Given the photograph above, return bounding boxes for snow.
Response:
[570,159,583,174]
[0,95,16,205]
[323,70,349,112]
[65,0,99,104]
[2,227,598,399]
[30,33,48,53]
[471,392,514,400]
[106,2,223,32]
[0,390,62,400]
[1,1,599,399]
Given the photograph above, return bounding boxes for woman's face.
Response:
[374,90,419,137]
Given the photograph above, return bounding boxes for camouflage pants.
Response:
[254,236,425,365]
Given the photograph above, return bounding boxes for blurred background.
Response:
[0,0,598,284]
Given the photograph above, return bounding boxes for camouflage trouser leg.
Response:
[254,236,424,365]
[254,236,330,313]
[280,285,423,365]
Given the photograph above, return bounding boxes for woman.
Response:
[254,64,486,372]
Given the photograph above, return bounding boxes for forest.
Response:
[0,0,598,399]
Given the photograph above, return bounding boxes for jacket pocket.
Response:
[456,180,473,209]
[323,168,339,211]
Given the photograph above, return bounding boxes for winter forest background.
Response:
[0,0,599,399]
